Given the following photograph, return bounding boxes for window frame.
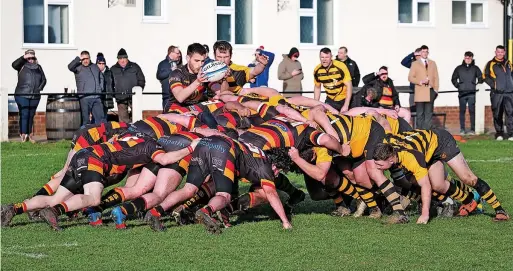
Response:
[22,0,75,49]
[298,0,317,46]
[214,0,256,47]
[298,0,336,48]
[142,0,167,24]
[451,0,488,28]
[398,0,436,27]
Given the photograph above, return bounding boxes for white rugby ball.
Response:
[201,61,228,82]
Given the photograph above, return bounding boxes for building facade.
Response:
[0,0,504,139]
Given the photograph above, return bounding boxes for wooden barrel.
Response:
[45,95,81,141]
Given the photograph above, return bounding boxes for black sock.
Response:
[121,197,147,216]
[475,178,504,212]
[99,188,125,210]
[150,205,166,217]
[13,202,27,215]
[274,173,298,196]
[54,203,68,216]
[230,193,252,212]
[33,184,53,197]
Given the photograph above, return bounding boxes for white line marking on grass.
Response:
[2,251,47,259]
[4,242,78,250]
[4,153,61,157]
[467,157,513,163]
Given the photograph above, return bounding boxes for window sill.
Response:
[233,44,260,50]
[141,16,168,24]
[452,24,488,29]
[397,22,435,28]
[22,44,77,50]
[298,44,334,51]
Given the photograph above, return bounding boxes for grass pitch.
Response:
[1,140,512,271]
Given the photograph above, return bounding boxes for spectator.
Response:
[12,49,46,143]
[248,46,275,88]
[483,45,513,141]
[68,50,105,125]
[401,48,422,91]
[336,46,360,87]
[408,45,439,129]
[96,53,115,116]
[177,50,183,67]
[451,51,483,135]
[360,66,411,122]
[157,45,181,111]
[203,44,212,64]
[110,48,146,123]
[277,47,303,98]
[314,47,352,112]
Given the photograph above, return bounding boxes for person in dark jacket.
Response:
[359,66,411,122]
[157,45,181,111]
[248,46,275,88]
[68,50,105,125]
[400,48,422,91]
[96,53,115,115]
[483,45,513,140]
[336,46,360,87]
[451,51,483,135]
[12,49,46,143]
[110,48,146,123]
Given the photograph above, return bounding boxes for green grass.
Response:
[1,140,513,271]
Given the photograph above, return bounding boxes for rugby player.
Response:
[145,135,293,233]
[383,129,509,221]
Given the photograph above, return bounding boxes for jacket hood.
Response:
[282,54,290,59]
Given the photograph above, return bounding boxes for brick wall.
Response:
[7,107,496,138]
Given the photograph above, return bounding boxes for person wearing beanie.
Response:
[277,47,303,98]
[157,45,181,111]
[96,53,115,113]
[68,50,105,125]
[110,48,146,123]
[248,45,275,88]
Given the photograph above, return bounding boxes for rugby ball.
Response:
[201,61,228,82]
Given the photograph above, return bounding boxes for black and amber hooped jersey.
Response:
[314,60,351,102]
[168,65,209,106]
[393,147,429,181]
[226,63,251,94]
[384,115,413,135]
[129,116,190,140]
[384,129,439,164]
[168,100,225,115]
[71,121,128,151]
[325,113,373,158]
[86,135,165,176]
[239,116,326,151]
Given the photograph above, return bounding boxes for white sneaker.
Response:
[497,136,504,141]
[508,137,513,141]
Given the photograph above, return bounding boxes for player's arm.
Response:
[276,105,308,122]
[262,181,292,229]
[289,147,330,182]
[156,113,198,129]
[402,150,431,224]
[239,87,279,98]
[314,84,321,101]
[286,96,337,114]
[416,175,431,224]
[315,132,348,155]
[343,107,398,119]
[170,72,207,103]
[340,63,353,112]
[192,127,227,138]
[153,139,200,165]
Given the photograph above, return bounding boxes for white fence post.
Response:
[0,88,9,142]
[131,86,143,122]
[475,85,486,134]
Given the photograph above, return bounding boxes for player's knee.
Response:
[216,192,232,203]
[183,184,199,197]
[431,181,446,193]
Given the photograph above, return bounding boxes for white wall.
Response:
[0,0,504,113]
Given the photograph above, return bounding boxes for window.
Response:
[398,0,434,25]
[143,0,167,23]
[215,0,253,45]
[23,0,72,46]
[299,0,333,45]
[452,0,486,26]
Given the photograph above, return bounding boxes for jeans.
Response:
[15,96,40,135]
[490,92,513,138]
[117,99,132,123]
[458,94,475,131]
[79,97,105,125]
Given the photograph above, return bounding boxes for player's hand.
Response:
[340,142,351,157]
[196,71,208,83]
[249,78,256,83]
[223,68,232,79]
[282,221,292,230]
[306,120,318,129]
[340,105,349,114]
[256,54,269,66]
[416,215,429,224]
[288,147,300,161]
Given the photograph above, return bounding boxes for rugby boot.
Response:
[287,189,306,206]
[458,199,478,217]
[494,210,510,222]
[27,210,41,221]
[215,208,232,228]
[386,212,410,224]
[39,207,62,231]
[1,205,15,226]
[353,200,367,218]
[331,204,352,217]
[145,210,166,232]
[195,208,222,234]
[87,212,103,227]
[111,207,127,229]
[368,206,383,219]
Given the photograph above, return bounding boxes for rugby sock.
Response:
[453,178,474,194]
[400,185,422,202]
[355,185,378,208]
[54,203,68,216]
[13,202,27,215]
[33,184,54,197]
[274,173,298,196]
[203,205,215,216]
[120,198,147,216]
[229,193,254,212]
[445,181,472,204]
[183,183,214,210]
[100,188,125,210]
[337,177,360,200]
[150,205,166,217]
[378,180,405,214]
[432,192,448,202]
[475,178,504,212]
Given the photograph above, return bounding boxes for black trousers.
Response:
[415,89,437,130]
[458,94,475,131]
[490,92,513,137]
